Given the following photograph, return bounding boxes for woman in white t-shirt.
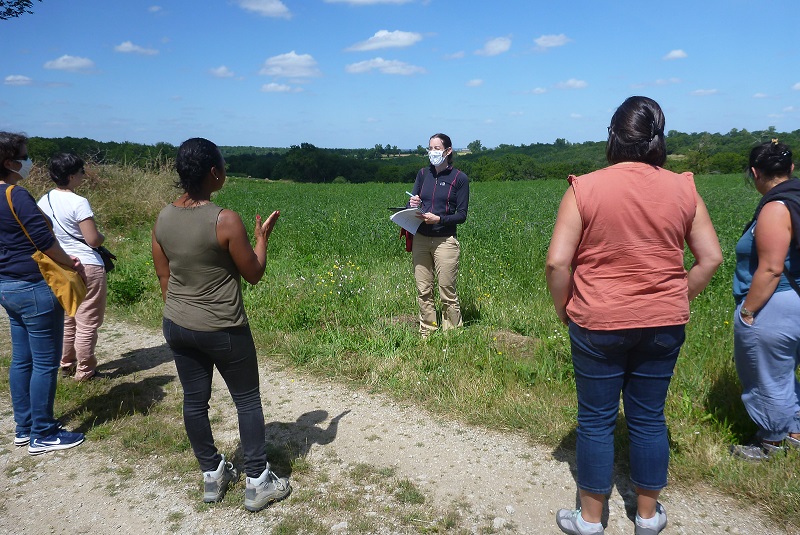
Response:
[38,153,107,381]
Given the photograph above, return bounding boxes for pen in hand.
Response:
[406,191,422,211]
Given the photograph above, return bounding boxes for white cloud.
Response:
[237,0,291,18]
[663,49,687,60]
[345,57,425,75]
[534,34,571,49]
[570,113,583,119]
[690,89,718,96]
[347,30,422,51]
[444,51,465,60]
[792,82,800,90]
[475,37,511,56]
[324,0,412,4]
[466,79,483,87]
[259,51,321,80]
[4,75,33,86]
[530,87,547,94]
[631,77,681,89]
[261,83,298,93]
[43,55,94,71]
[783,106,798,113]
[114,41,159,55]
[555,78,587,90]
[210,66,235,78]
[753,93,768,99]
[148,6,162,12]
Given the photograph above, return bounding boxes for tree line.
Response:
[26,127,800,184]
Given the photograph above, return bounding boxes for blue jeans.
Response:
[163,318,267,478]
[0,279,64,438]
[569,322,685,493]
[733,292,800,442]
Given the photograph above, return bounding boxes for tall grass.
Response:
[15,163,798,522]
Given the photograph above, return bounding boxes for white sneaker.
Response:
[556,508,605,534]
[635,503,668,535]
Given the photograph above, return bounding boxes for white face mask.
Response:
[14,159,32,179]
[428,150,445,167]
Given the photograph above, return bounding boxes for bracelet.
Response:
[740,306,755,318]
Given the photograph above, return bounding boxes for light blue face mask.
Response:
[428,150,445,166]
[14,158,32,179]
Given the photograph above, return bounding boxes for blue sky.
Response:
[2,0,798,150]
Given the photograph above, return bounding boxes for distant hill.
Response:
[26,127,799,182]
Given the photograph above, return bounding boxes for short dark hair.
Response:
[175,138,224,196]
[748,140,793,181]
[606,96,667,166]
[0,131,28,179]
[48,153,85,187]
[430,133,453,165]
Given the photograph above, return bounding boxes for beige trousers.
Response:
[61,264,107,380]
[412,234,462,335]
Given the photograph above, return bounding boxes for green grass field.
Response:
[9,167,799,523]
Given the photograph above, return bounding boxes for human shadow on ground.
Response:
[553,419,678,527]
[60,375,174,433]
[255,409,351,478]
[96,343,174,378]
[704,363,755,442]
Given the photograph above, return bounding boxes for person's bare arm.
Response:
[685,194,723,301]
[151,225,170,302]
[78,217,105,248]
[545,187,582,325]
[739,201,791,319]
[216,209,280,285]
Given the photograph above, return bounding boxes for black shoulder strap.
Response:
[47,192,90,248]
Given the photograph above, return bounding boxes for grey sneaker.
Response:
[244,465,291,512]
[203,455,239,503]
[635,502,668,535]
[730,441,785,461]
[556,508,605,535]
[786,436,800,450]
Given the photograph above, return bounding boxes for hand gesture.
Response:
[255,210,280,242]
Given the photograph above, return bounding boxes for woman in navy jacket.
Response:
[408,133,469,337]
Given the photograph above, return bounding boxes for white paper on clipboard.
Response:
[390,208,423,235]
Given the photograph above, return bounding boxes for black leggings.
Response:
[163,318,267,477]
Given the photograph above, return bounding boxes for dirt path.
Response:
[0,317,784,534]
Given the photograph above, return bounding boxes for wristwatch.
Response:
[740,306,755,318]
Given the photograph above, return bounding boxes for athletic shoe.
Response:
[730,440,785,461]
[785,436,800,450]
[556,508,605,534]
[635,502,668,535]
[14,422,65,447]
[244,465,291,512]
[14,432,29,447]
[28,430,85,455]
[203,455,239,503]
[60,364,77,377]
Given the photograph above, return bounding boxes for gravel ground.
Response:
[0,317,788,534]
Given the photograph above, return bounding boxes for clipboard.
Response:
[390,207,423,235]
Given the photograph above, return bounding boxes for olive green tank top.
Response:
[155,202,247,331]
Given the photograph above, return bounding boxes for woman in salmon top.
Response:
[546,96,722,535]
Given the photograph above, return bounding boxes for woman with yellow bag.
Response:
[0,131,86,455]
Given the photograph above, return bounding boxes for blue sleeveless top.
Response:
[733,209,800,304]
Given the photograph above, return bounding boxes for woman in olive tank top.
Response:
[152,137,290,512]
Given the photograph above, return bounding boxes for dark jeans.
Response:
[163,318,266,477]
[569,322,685,494]
[2,279,64,438]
